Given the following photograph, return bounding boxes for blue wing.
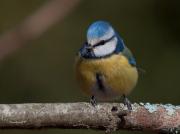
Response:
[121,45,146,74]
[122,46,137,66]
[115,32,137,66]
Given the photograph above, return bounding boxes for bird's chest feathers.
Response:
[78,54,132,77]
[76,54,138,99]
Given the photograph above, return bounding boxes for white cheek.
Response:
[93,38,117,57]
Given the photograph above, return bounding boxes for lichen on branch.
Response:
[0,103,179,133]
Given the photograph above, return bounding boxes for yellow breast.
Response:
[75,54,138,99]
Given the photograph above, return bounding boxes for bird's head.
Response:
[80,21,124,58]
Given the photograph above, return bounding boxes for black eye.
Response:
[94,40,105,47]
[85,41,91,47]
[99,40,105,45]
[84,41,88,45]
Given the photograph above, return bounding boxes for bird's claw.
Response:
[90,95,97,107]
[123,95,132,111]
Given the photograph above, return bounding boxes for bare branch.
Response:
[0,103,179,133]
[0,0,80,61]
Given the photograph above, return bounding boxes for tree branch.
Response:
[0,103,179,133]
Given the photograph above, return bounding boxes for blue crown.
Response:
[87,21,114,39]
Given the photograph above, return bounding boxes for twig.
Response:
[0,102,179,133]
[0,0,80,61]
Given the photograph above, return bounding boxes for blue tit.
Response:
[75,21,138,110]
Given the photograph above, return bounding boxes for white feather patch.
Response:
[93,37,117,57]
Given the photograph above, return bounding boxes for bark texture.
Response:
[0,103,179,133]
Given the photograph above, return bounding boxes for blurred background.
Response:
[0,0,179,134]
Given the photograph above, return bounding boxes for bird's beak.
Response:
[86,45,93,51]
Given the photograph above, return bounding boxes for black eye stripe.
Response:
[93,35,115,48]
[94,40,105,47]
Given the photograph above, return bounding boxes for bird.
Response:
[75,21,138,110]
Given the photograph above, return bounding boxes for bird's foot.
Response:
[90,95,97,107]
[123,95,132,111]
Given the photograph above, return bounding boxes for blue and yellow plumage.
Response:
[75,21,138,109]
